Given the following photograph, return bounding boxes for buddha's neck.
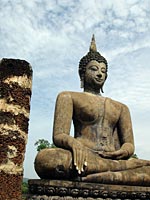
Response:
[84,86,101,96]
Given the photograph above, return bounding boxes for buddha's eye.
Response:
[90,66,98,71]
[101,68,106,73]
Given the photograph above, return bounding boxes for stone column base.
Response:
[27,179,150,200]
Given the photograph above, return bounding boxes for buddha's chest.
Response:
[73,95,105,124]
[73,94,120,125]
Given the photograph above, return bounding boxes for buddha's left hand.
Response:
[98,149,128,159]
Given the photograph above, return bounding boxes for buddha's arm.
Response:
[117,104,135,158]
[53,91,73,148]
[53,91,88,174]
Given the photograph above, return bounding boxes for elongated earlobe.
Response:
[80,79,84,88]
[80,75,84,88]
[101,84,104,93]
[101,74,107,93]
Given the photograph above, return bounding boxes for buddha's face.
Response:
[84,60,107,88]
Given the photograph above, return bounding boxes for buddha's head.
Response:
[79,35,108,93]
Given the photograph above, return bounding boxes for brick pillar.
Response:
[0,59,32,200]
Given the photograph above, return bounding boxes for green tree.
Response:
[131,153,138,159]
[34,139,56,152]
[22,181,28,194]
[50,143,56,148]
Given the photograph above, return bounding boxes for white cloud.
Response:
[105,46,150,110]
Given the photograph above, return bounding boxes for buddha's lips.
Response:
[95,78,103,82]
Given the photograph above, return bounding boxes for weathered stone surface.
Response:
[27,179,150,200]
[0,58,32,200]
[0,171,23,200]
[34,35,150,186]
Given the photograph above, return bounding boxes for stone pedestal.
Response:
[0,58,32,200]
[27,179,150,200]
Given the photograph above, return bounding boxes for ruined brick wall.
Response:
[0,59,32,200]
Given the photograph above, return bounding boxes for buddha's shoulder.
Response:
[57,92,129,110]
[56,91,100,104]
[57,91,109,101]
[56,91,83,101]
[106,97,129,111]
[57,91,85,98]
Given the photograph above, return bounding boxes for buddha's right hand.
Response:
[72,141,88,174]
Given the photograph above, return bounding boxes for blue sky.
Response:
[0,0,150,178]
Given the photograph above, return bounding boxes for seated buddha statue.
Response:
[35,35,150,185]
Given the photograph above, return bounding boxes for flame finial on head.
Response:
[89,34,97,52]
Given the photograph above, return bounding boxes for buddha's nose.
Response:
[97,73,102,78]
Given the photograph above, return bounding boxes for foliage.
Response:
[34,139,56,152]
[131,153,138,159]
[50,143,56,148]
[22,181,28,194]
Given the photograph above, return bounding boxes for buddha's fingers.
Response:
[72,142,88,174]
[84,149,88,168]
[84,161,87,167]
[73,145,82,174]
[73,147,77,168]
[77,148,87,174]
[77,148,82,174]
[77,149,88,174]
[79,148,88,173]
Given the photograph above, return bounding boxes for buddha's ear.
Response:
[101,84,104,93]
[105,73,108,80]
[80,76,84,88]
[101,73,107,93]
